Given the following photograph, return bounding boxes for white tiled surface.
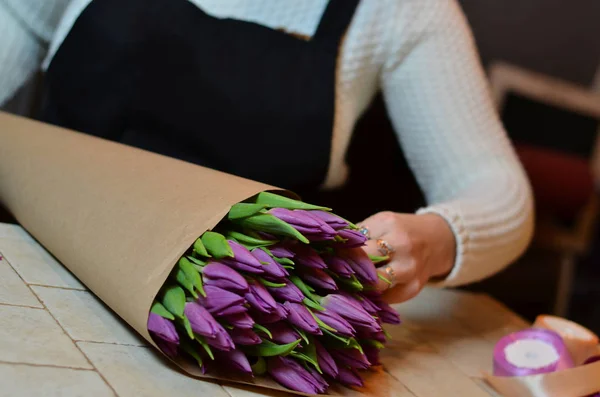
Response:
[0,222,524,396]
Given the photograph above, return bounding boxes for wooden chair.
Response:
[488,61,600,316]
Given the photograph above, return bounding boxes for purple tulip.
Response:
[315,310,355,337]
[339,292,378,314]
[267,356,328,394]
[330,349,371,370]
[301,268,338,291]
[306,210,349,230]
[269,245,295,259]
[222,312,255,329]
[368,295,402,325]
[215,349,253,376]
[183,302,220,338]
[337,229,367,247]
[284,302,322,335]
[198,285,247,317]
[267,280,304,303]
[249,303,288,324]
[322,294,381,331]
[220,240,264,274]
[339,248,378,284]
[228,328,262,345]
[266,322,301,344]
[203,262,249,293]
[314,340,338,378]
[325,256,355,278]
[292,245,327,269]
[307,367,329,392]
[337,366,364,387]
[205,322,235,351]
[356,327,387,343]
[251,249,289,279]
[245,280,278,314]
[275,302,290,318]
[156,339,179,358]
[147,313,179,344]
[270,208,336,240]
[363,344,381,366]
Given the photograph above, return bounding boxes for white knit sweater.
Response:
[0,0,534,288]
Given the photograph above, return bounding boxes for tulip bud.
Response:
[306,210,349,230]
[245,280,278,314]
[220,240,265,274]
[251,248,289,279]
[267,280,304,303]
[267,356,328,394]
[147,313,179,345]
[339,248,378,284]
[301,268,338,291]
[337,229,367,248]
[202,262,249,294]
[222,312,255,329]
[214,349,253,376]
[315,310,356,338]
[284,302,322,335]
[205,322,235,351]
[337,366,364,387]
[313,339,339,378]
[183,302,220,338]
[229,328,262,345]
[330,348,371,370]
[197,285,247,317]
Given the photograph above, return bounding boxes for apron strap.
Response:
[313,0,360,45]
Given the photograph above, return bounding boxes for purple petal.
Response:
[323,294,380,330]
[147,313,179,344]
[337,366,364,387]
[267,356,328,394]
[292,245,327,269]
[156,339,179,358]
[268,281,305,303]
[221,240,264,274]
[184,302,220,338]
[269,245,295,259]
[337,229,367,248]
[330,349,371,370]
[245,280,278,314]
[205,322,235,351]
[215,349,253,376]
[249,303,288,324]
[251,249,289,279]
[314,340,338,378]
[301,268,338,291]
[222,312,255,329]
[363,345,381,366]
[203,262,249,293]
[307,210,349,230]
[325,256,355,278]
[340,248,378,284]
[198,285,246,317]
[284,302,322,335]
[266,322,301,344]
[229,328,262,345]
[315,310,355,337]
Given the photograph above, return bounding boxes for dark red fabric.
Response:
[516,144,594,220]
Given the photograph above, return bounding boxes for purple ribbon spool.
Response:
[493,328,574,377]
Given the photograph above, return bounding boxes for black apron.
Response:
[39,0,360,192]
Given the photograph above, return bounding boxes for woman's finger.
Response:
[357,211,397,240]
[381,279,421,304]
[374,258,416,292]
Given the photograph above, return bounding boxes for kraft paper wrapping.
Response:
[0,111,307,393]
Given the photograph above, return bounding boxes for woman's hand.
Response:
[359,212,457,303]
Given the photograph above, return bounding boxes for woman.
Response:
[1,0,534,303]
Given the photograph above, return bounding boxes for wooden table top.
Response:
[0,222,524,396]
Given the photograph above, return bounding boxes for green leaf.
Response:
[150,301,175,320]
[293,327,310,345]
[290,275,319,301]
[291,351,322,373]
[293,338,322,373]
[370,255,390,264]
[257,277,286,288]
[194,334,215,360]
[360,339,386,350]
[180,339,203,368]
[237,214,309,244]
[346,338,364,355]
[227,230,277,248]
[253,324,273,339]
[178,257,205,297]
[323,328,351,345]
[228,203,268,220]
[378,272,392,285]
[383,327,392,340]
[251,357,267,375]
[187,256,207,267]
[161,285,186,319]
[201,231,234,259]
[173,268,198,299]
[243,339,301,357]
[303,297,325,312]
[338,274,364,291]
[273,257,295,266]
[309,310,337,333]
[254,192,331,211]
[180,316,195,339]
[193,238,210,257]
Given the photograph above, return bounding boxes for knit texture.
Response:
[3,0,534,287]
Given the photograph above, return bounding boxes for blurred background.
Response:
[2,0,599,332]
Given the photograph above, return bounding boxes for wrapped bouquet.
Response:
[0,112,401,395]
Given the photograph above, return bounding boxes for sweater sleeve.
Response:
[380,0,534,287]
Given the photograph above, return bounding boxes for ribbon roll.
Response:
[533,315,600,365]
[493,329,574,377]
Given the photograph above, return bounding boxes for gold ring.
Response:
[383,265,397,289]
[376,239,394,256]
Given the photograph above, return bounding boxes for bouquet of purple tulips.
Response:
[148,192,400,394]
